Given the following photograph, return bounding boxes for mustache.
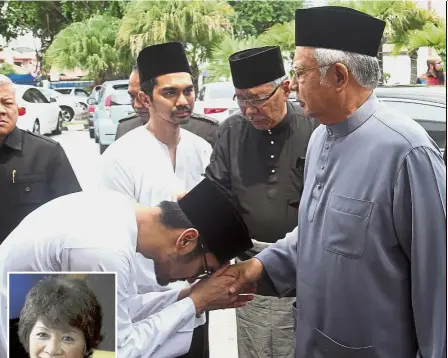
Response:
[247,116,266,122]
[172,106,192,115]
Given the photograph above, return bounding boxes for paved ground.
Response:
[52,129,239,358]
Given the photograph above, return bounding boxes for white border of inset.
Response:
[6,271,118,358]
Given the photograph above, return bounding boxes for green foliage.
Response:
[208,35,260,81]
[0,62,16,75]
[0,1,126,51]
[228,0,304,38]
[408,22,447,64]
[117,0,234,90]
[258,21,295,62]
[45,15,132,83]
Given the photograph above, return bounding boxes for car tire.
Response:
[60,106,74,122]
[99,143,108,154]
[89,128,95,138]
[94,132,99,143]
[52,113,63,135]
[32,119,40,135]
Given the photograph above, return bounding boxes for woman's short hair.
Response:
[18,276,103,358]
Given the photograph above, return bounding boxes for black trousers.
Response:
[177,312,209,358]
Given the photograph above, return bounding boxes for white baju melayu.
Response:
[0,190,200,358]
[100,125,212,291]
[99,126,212,348]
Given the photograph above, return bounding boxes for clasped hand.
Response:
[188,264,257,316]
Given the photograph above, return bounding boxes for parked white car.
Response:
[195,81,240,122]
[14,85,63,135]
[38,87,88,122]
[89,80,133,154]
[53,87,90,110]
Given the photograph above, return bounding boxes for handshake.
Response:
[180,258,266,316]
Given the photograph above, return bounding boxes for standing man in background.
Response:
[206,46,317,358]
[115,65,219,147]
[0,74,81,244]
[417,56,445,85]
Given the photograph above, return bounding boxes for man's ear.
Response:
[281,80,291,98]
[333,63,349,93]
[138,90,152,109]
[175,228,200,255]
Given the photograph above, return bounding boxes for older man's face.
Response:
[234,80,290,131]
[128,71,149,122]
[0,83,18,138]
[290,47,337,122]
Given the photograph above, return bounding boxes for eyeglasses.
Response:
[233,83,282,108]
[290,64,335,80]
[195,238,212,280]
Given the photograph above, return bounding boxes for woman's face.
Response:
[28,320,86,358]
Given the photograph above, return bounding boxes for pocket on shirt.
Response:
[313,328,375,358]
[322,193,373,259]
[10,171,48,206]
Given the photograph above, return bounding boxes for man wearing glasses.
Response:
[205,46,318,358]
[417,56,445,85]
[221,6,446,358]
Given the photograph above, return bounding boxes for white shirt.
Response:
[99,126,211,350]
[0,191,197,358]
[100,126,212,290]
[101,126,212,205]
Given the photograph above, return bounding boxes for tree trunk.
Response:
[376,37,385,86]
[409,50,418,85]
[190,63,200,94]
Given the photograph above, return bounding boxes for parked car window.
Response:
[54,89,72,95]
[381,99,446,149]
[75,89,89,97]
[112,84,128,91]
[31,88,50,103]
[22,89,35,103]
[22,88,49,103]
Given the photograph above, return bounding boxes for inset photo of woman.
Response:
[8,273,116,358]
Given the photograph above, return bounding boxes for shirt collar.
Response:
[326,93,379,138]
[3,126,22,150]
[262,101,294,136]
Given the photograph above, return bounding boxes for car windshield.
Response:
[208,84,235,99]
[111,92,131,105]
[54,89,72,95]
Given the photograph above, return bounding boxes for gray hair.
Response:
[312,48,380,89]
[0,74,13,86]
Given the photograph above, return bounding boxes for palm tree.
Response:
[117,0,234,91]
[408,21,446,68]
[207,35,260,81]
[387,3,440,84]
[329,0,432,85]
[258,21,295,64]
[45,15,132,84]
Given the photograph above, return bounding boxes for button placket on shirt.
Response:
[314,131,335,196]
[266,129,280,201]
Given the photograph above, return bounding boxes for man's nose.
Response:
[244,105,259,116]
[289,76,298,92]
[176,93,188,107]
